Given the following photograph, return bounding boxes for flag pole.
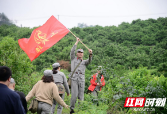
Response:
[69,30,90,50]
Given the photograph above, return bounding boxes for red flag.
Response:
[18,15,69,61]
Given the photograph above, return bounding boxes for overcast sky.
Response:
[0,0,167,29]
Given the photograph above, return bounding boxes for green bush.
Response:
[0,36,35,86]
[105,67,167,114]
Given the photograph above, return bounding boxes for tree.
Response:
[0,13,13,25]
[0,36,35,79]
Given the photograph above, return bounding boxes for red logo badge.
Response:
[124,97,146,107]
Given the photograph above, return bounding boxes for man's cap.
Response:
[52,63,60,68]
[10,78,15,84]
[77,49,84,53]
[44,70,52,76]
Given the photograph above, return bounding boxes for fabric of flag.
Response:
[18,15,69,61]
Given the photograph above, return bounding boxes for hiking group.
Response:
[0,37,105,114]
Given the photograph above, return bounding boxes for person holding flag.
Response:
[69,37,93,114]
[18,16,93,114]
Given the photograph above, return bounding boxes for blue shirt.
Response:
[0,83,25,114]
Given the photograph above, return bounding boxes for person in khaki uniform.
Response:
[51,63,70,114]
[26,70,69,114]
[69,37,93,114]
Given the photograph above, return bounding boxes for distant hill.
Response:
[0,13,14,26]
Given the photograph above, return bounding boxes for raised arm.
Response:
[85,49,93,66]
[70,38,80,60]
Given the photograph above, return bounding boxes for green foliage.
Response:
[15,72,42,95]
[105,66,167,114]
[0,36,35,80]
[1,14,167,114]
[70,93,108,114]
[1,17,167,73]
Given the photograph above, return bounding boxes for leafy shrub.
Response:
[105,67,167,114]
[0,36,35,87]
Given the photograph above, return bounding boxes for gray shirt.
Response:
[52,71,70,94]
[70,45,92,82]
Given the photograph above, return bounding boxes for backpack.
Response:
[56,83,65,94]
[28,99,38,113]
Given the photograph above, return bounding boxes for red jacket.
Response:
[88,73,105,91]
